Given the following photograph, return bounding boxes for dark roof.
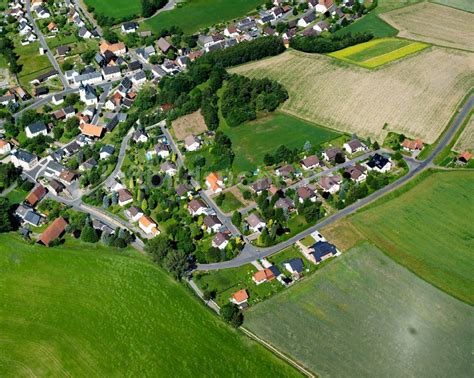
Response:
[250,177,271,192]
[122,21,139,30]
[285,258,304,273]
[213,232,230,246]
[35,69,58,82]
[367,153,390,170]
[56,45,71,55]
[49,179,64,192]
[128,61,142,71]
[203,215,222,228]
[311,241,337,262]
[188,199,206,212]
[13,149,37,163]
[176,184,190,197]
[100,144,115,155]
[103,66,120,75]
[26,121,47,134]
[106,116,119,132]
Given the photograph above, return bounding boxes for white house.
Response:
[212,232,230,250]
[102,66,121,81]
[79,85,98,106]
[125,206,143,222]
[25,121,48,138]
[11,149,38,170]
[51,94,64,105]
[99,144,115,160]
[0,140,11,155]
[121,22,139,34]
[246,213,266,233]
[117,189,133,206]
[138,215,160,237]
[365,154,392,173]
[343,139,368,154]
[184,134,201,151]
[188,199,208,217]
[160,161,177,176]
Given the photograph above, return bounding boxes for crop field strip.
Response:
[0,235,299,377]
[244,243,473,377]
[231,48,474,144]
[328,37,429,68]
[431,0,474,12]
[453,114,474,152]
[380,2,474,51]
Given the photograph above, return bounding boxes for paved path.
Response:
[92,84,111,124]
[197,94,474,270]
[25,0,68,88]
[0,183,17,197]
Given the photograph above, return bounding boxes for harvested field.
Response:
[381,2,474,51]
[453,115,474,152]
[231,48,474,143]
[172,110,207,140]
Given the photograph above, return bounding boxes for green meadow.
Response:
[84,0,141,19]
[0,235,298,376]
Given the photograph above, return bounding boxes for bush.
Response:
[290,32,373,54]
[220,303,243,328]
[80,225,99,243]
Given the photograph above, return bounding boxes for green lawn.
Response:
[84,0,141,20]
[14,42,53,89]
[217,191,244,213]
[144,0,265,34]
[245,243,473,377]
[0,234,298,376]
[351,170,474,304]
[223,113,341,173]
[5,188,28,204]
[431,0,474,12]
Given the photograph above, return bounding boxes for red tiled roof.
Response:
[38,217,68,246]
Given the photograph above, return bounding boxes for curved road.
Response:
[197,94,474,270]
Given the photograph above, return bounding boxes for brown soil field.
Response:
[172,110,207,140]
[231,48,474,143]
[453,115,474,152]
[380,2,474,51]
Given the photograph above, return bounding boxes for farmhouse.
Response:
[212,232,230,250]
[188,199,208,216]
[25,121,48,138]
[206,172,224,193]
[343,139,368,154]
[366,153,392,173]
[458,151,472,164]
[117,189,134,206]
[246,213,266,233]
[26,184,47,206]
[231,289,249,307]
[38,217,68,247]
[319,175,342,194]
[401,138,424,151]
[252,269,275,285]
[301,155,322,170]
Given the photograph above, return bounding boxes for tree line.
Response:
[290,32,373,53]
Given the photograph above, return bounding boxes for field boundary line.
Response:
[240,326,316,378]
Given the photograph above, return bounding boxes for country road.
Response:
[197,94,474,270]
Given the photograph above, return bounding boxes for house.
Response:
[318,175,342,194]
[33,87,49,97]
[63,106,76,119]
[301,155,322,170]
[231,289,249,307]
[14,87,28,100]
[0,140,11,155]
[458,151,472,164]
[153,143,170,159]
[306,241,340,264]
[137,45,156,61]
[224,25,239,38]
[99,144,115,160]
[117,189,133,206]
[160,161,177,176]
[43,160,66,178]
[78,26,92,39]
[131,71,147,86]
[344,165,366,183]
[343,139,368,154]
[128,60,142,73]
[188,199,208,216]
[157,37,172,53]
[56,45,70,56]
[79,84,98,106]
[315,0,334,13]
[275,164,296,179]
[365,153,392,173]
[246,213,266,233]
[212,232,230,250]
[38,217,68,246]
[79,124,104,139]
[322,147,344,163]
[283,258,304,275]
[35,6,50,18]
[184,134,201,151]
[25,121,48,138]
[11,149,38,170]
[79,158,98,171]
[297,186,318,203]
[65,69,79,82]
[175,184,191,200]
[203,215,222,234]
[15,205,42,227]
[133,130,148,143]
[125,206,144,222]
[102,66,121,81]
[206,172,224,193]
[151,65,167,79]
[47,179,65,196]
[313,20,329,33]
[138,215,160,237]
[74,71,103,87]
[51,93,64,105]
[249,177,272,195]
[31,0,45,9]
[26,184,47,206]
[252,268,275,285]
[401,138,424,152]
[99,41,127,56]
[47,22,58,33]
[298,12,316,27]
[275,197,295,213]
[30,69,57,85]
[121,21,139,34]
[0,94,16,106]
[58,170,77,185]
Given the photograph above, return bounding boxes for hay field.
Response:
[453,115,474,152]
[172,110,208,140]
[381,2,474,51]
[328,37,429,68]
[231,48,474,143]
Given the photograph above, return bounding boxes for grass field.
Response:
[0,234,299,376]
[231,48,473,144]
[350,170,474,304]
[14,42,53,89]
[172,110,208,140]
[432,0,474,12]
[381,2,474,51]
[222,113,341,172]
[84,0,141,19]
[144,0,264,34]
[328,37,429,68]
[245,243,473,377]
[5,188,28,204]
[453,115,474,152]
[216,191,244,213]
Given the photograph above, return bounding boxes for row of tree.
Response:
[290,32,374,54]
[0,36,19,74]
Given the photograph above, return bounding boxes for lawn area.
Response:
[328,37,429,68]
[144,0,264,34]
[14,41,53,89]
[432,0,474,12]
[222,113,341,172]
[216,191,243,213]
[84,0,141,20]
[351,169,474,304]
[245,243,473,377]
[5,188,28,204]
[0,234,299,376]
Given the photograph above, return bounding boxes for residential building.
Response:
[79,84,98,106]
[246,213,266,233]
[99,41,127,56]
[25,121,48,138]
[231,289,249,307]
[184,134,201,151]
[117,189,133,206]
[11,149,38,170]
[99,144,115,160]
[206,172,224,193]
[0,140,11,155]
[318,175,342,194]
[188,199,208,216]
[344,165,367,183]
[102,66,121,81]
[300,155,322,170]
[249,177,271,195]
[343,139,368,154]
[125,206,144,222]
[26,184,47,206]
[283,258,304,275]
[322,147,344,163]
[401,138,424,152]
[252,269,275,285]
[365,153,392,173]
[138,215,160,237]
[38,217,68,246]
[203,215,222,234]
[79,124,104,139]
[212,232,230,250]
[160,161,177,176]
[297,186,318,203]
[121,21,139,33]
[15,204,42,227]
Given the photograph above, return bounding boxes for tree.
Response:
[0,198,12,232]
[207,246,222,263]
[372,141,380,150]
[81,225,99,243]
[145,235,173,264]
[334,152,345,164]
[220,303,243,328]
[232,211,242,227]
[141,198,148,212]
[163,249,190,280]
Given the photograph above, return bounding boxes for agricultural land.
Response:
[381,2,474,51]
[328,37,429,68]
[0,235,298,377]
[431,0,474,12]
[453,115,474,152]
[244,243,473,377]
[14,41,53,90]
[172,110,208,140]
[231,48,474,143]
[144,0,264,34]
[84,0,142,20]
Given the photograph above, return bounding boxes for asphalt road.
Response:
[197,94,474,270]
[25,0,69,88]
